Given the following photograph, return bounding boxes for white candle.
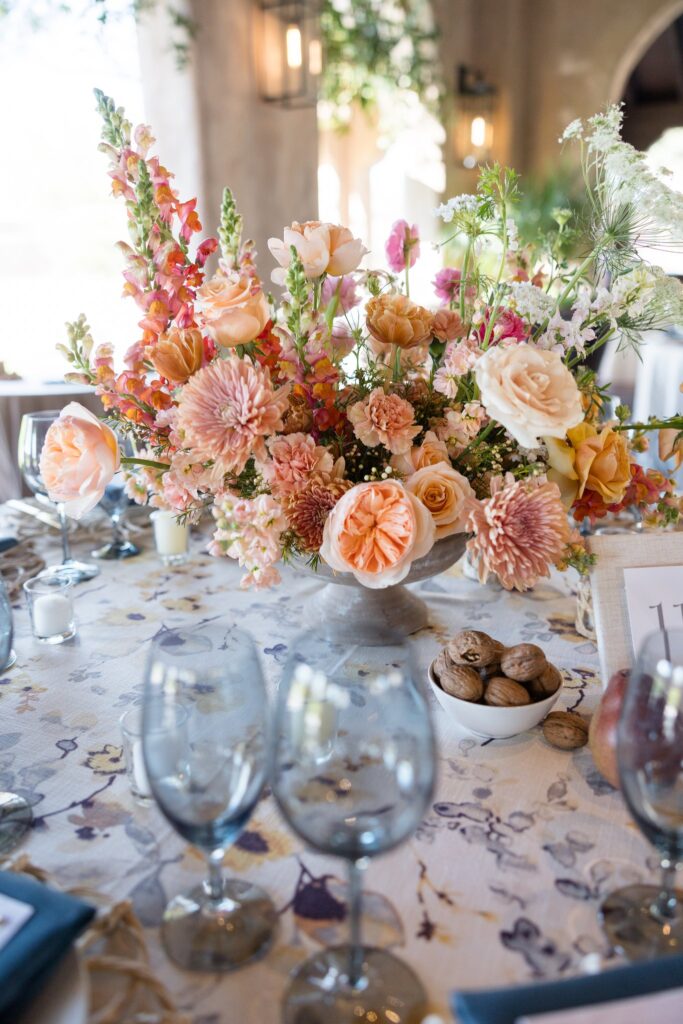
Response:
[131,739,152,797]
[33,593,72,637]
[151,511,189,557]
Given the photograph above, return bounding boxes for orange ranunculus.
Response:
[546,423,631,507]
[366,293,433,350]
[149,327,204,383]
[320,479,435,588]
[196,271,270,347]
[40,403,121,519]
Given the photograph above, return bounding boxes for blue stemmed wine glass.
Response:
[601,629,683,959]
[272,628,435,1024]
[142,624,276,971]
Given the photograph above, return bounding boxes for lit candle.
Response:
[151,510,190,561]
[33,593,72,637]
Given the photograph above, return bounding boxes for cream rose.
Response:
[39,402,121,519]
[475,344,583,449]
[320,479,435,588]
[268,220,367,282]
[196,271,270,347]
[405,461,474,539]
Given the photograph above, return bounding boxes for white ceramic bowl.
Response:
[427,659,563,739]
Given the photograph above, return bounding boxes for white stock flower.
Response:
[434,194,478,223]
[508,282,556,323]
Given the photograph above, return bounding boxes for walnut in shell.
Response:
[435,661,484,702]
[527,662,562,701]
[542,711,589,750]
[500,643,547,682]
[447,630,503,668]
[484,676,531,707]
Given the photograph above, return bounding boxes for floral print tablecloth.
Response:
[0,510,651,1023]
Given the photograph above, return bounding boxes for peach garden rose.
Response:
[405,461,475,539]
[196,271,270,347]
[268,221,367,281]
[320,479,435,588]
[475,344,584,449]
[40,402,121,519]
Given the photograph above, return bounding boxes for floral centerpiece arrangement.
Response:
[42,95,683,591]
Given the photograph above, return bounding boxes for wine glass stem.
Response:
[111,512,125,545]
[656,857,679,920]
[57,504,73,563]
[206,848,225,902]
[348,858,364,988]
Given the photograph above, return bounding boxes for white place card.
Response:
[624,564,683,657]
[0,892,34,952]
[516,984,683,1024]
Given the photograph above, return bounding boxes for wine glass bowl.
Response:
[272,631,435,1024]
[142,624,276,972]
[600,629,683,959]
[18,411,99,583]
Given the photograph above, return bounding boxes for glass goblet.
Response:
[600,629,683,959]
[17,411,99,583]
[142,624,276,971]
[92,470,139,560]
[0,578,31,853]
[272,630,435,1024]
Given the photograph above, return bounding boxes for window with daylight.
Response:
[0,2,145,381]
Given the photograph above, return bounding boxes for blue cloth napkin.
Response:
[453,954,683,1024]
[0,870,95,1023]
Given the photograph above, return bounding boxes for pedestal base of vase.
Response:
[297,534,468,642]
[305,581,429,640]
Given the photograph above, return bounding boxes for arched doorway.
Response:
[620,8,683,150]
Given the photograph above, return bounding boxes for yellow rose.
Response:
[405,461,475,539]
[546,423,631,506]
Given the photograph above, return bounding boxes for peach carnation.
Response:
[320,479,435,588]
[432,309,466,342]
[176,357,289,476]
[347,388,421,455]
[40,402,121,519]
[466,477,571,591]
[263,433,335,496]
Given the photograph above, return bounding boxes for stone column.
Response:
[137,0,318,275]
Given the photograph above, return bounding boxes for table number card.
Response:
[586,532,683,686]
[624,565,683,658]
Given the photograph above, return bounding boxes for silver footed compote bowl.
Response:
[295,534,467,641]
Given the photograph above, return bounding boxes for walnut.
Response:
[447,630,503,668]
[542,711,589,750]
[484,676,531,707]
[434,660,483,702]
[527,663,562,701]
[500,643,547,682]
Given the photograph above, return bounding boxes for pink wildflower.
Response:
[385,220,420,273]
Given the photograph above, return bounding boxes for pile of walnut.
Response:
[433,630,588,750]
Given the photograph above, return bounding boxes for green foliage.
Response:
[320,0,442,127]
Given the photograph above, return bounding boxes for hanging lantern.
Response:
[454,65,497,169]
[255,1,322,108]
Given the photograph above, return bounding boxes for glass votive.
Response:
[120,706,153,804]
[150,510,190,566]
[23,574,76,644]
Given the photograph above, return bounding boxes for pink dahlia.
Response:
[385,220,420,273]
[176,357,289,476]
[466,478,570,591]
[347,388,421,455]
